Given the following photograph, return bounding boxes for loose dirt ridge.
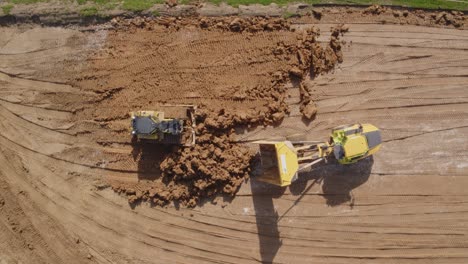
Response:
[1,9,468,264]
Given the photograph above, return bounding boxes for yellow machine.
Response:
[256,124,382,186]
[130,105,196,146]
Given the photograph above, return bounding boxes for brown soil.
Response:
[71,16,345,206]
[295,5,466,29]
[360,5,465,28]
[2,3,466,30]
[2,9,468,264]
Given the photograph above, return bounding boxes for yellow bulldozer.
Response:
[256,124,382,187]
[130,105,196,146]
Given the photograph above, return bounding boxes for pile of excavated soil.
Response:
[295,5,465,29]
[151,5,466,30]
[110,16,292,32]
[361,5,465,28]
[74,17,346,206]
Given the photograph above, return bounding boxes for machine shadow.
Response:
[131,139,176,181]
[250,179,284,264]
[290,156,374,207]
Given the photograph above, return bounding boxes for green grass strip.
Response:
[2,4,14,15]
[2,0,467,11]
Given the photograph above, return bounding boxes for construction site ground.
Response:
[0,9,467,264]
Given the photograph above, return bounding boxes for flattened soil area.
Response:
[1,14,467,264]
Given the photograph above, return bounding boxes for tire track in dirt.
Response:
[0,173,63,264]
[0,136,251,263]
[0,24,304,258]
[235,24,468,263]
[0,22,467,263]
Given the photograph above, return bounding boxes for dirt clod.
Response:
[363,5,387,15]
[229,18,243,31]
[125,188,136,195]
[312,9,322,19]
[433,11,464,28]
[165,0,177,7]
[393,11,402,17]
[289,66,303,78]
[301,100,317,120]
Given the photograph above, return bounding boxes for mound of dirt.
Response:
[200,17,291,32]
[75,17,346,207]
[272,24,347,119]
[363,5,388,15]
[160,133,254,207]
[112,133,253,207]
[360,5,465,28]
[432,11,465,28]
[110,16,292,32]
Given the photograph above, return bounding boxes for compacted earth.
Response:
[0,7,467,264]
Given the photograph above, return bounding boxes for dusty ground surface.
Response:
[1,12,468,264]
[1,2,466,29]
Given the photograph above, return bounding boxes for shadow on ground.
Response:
[250,179,285,264]
[249,155,373,262]
[290,156,374,206]
[131,139,176,181]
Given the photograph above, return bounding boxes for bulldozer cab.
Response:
[130,105,196,146]
[256,141,300,187]
[131,111,183,139]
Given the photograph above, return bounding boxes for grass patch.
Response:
[2,4,14,15]
[91,0,117,5]
[77,0,119,11]
[390,0,468,10]
[80,6,98,16]
[103,1,119,9]
[122,0,164,11]
[8,0,43,4]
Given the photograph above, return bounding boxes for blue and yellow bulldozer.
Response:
[256,124,382,187]
[130,105,196,146]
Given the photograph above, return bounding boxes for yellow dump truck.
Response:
[256,124,382,186]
